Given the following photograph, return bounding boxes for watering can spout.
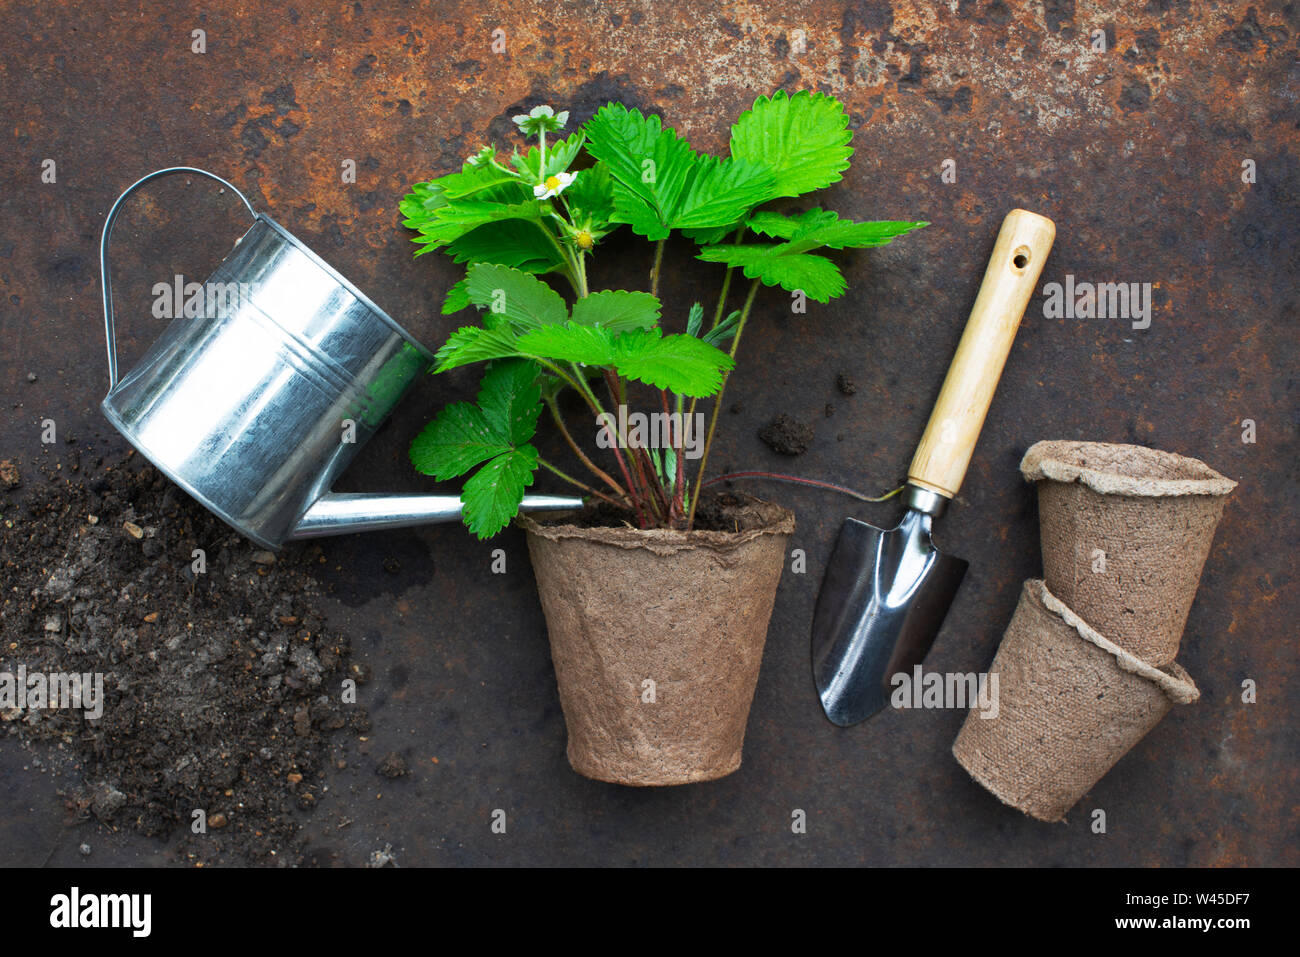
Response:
[287,492,584,542]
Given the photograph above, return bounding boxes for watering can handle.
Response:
[99,167,258,389]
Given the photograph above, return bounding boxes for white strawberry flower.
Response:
[533,170,576,199]
[512,105,568,135]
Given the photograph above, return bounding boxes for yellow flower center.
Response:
[544,175,562,191]
[576,229,594,249]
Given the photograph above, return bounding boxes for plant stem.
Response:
[683,228,745,491]
[569,363,608,418]
[630,443,665,523]
[709,225,745,329]
[640,461,672,525]
[571,366,644,525]
[665,389,686,522]
[702,472,906,503]
[687,278,761,529]
[535,222,582,296]
[674,392,687,516]
[538,457,624,508]
[711,266,734,330]
[602,369,669,525]
[650,239,665,298]
[605,435,646,527]
[576,246,589,297]
[625,448,658,524]
[683,394,701,470]
[545,397,630,504]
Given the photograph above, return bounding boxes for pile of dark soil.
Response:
[758,413,814,456]
[0,452,369,865]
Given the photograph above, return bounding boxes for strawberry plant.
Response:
[401,93,925,538]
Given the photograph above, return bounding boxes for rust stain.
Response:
[0,0,1295,866]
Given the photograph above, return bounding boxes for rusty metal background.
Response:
[1,0,1296,866]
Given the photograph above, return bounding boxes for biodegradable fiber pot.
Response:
[953,579,1199,823]
[519,498,794,786]
[1021,440,1236,667]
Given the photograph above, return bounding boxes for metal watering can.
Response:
[99,167,581,549]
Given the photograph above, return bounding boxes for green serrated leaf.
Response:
[464,263,569,331]
[729,90,853,198]
[477,359,542,445]
[433,325,522,371]
[460,445,538,539]
[570,289,662,333]
[584,103,775,240]
[697,243,847,303]
[748,209,927,249]
[672,156,774,230]
[408,402,508,480]
[445,220,566,274]
[786,218,927,251]
[435,166,521,201]
[516,322,616,366]
[583,104,693,208]
[412,199,545,248]
[607,162,773,241]
[682,221,744,245]
[399,180,449,223]
[401,164,526,229]
[610,328,735,396]
[564,161,615,227]
[442,278,470,315]
[507,322,732,394]
[746,209,835,240]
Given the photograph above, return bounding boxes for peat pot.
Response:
[1020,440,1236,666]
[953,579,1199,822]
[520,498,794,786]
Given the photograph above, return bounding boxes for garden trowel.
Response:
[812,209,1056,726]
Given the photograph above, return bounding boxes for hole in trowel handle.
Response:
[1012,246,1031,270]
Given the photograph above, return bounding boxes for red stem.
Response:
[701,471,903,504]
[598,417,646,527]
[664,389,685,523]
[547,400,631,502]
[602,369,666,525]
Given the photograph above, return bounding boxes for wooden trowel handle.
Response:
[907,209,1055,500]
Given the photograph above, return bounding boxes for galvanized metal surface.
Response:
[98,164,580,548]
[1,0,1296,866]
[100,167,439,548]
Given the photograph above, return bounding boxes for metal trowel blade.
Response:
[812,510,968,727]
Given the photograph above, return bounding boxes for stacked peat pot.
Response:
[953,441,1237,822]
